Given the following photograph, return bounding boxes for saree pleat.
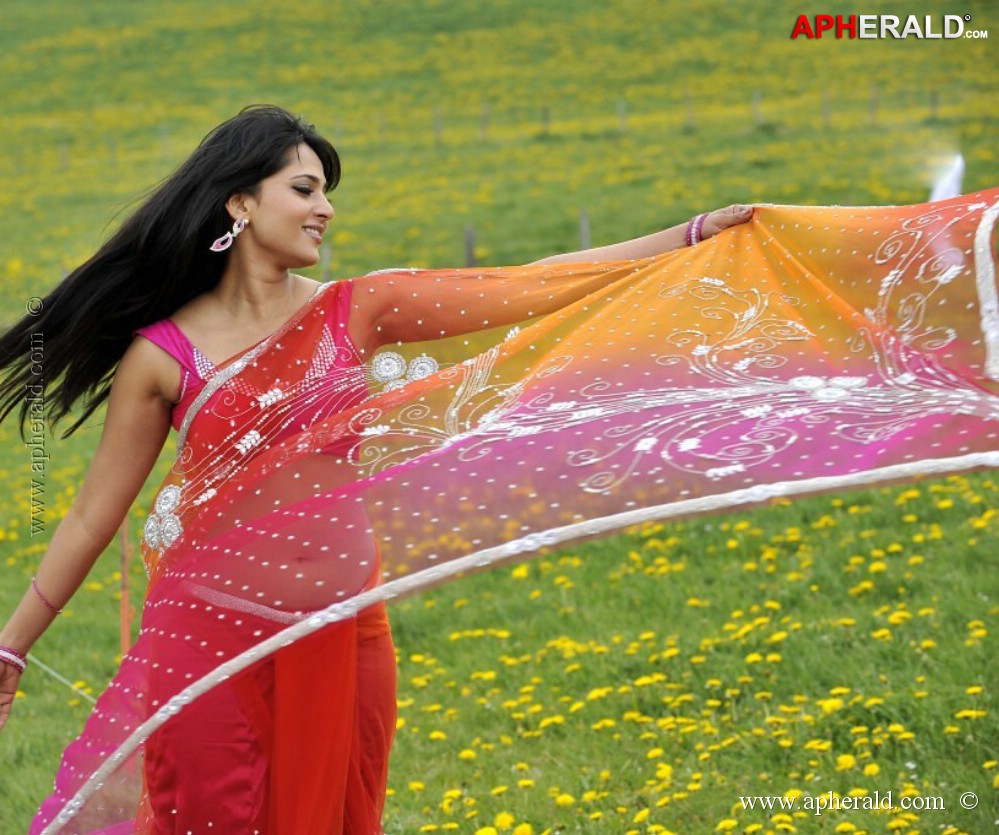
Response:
[30,191,999,833]
[268,606,395,834]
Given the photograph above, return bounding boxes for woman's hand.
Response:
[0,661,22,733]
[701,204,754,240]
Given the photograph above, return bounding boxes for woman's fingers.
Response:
[702,204,753,238]
[0,664,21,733]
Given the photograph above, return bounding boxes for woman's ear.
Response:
[225,192,252,222]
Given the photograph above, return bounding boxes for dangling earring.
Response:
[210,218,247,252]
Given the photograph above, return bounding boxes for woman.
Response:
[0,105,756,833]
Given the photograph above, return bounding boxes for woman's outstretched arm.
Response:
[0,339,175,733]
[530,204,753,265]
[347,205,753,354]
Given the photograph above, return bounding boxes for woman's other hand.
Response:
[702,204,754,239]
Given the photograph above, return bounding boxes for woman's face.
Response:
[236,143,334,269]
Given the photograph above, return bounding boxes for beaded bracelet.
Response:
[0,645,27,674]
[685,213,709,247]
[32,576,63,616]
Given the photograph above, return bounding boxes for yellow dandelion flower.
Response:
[494,811,515,830]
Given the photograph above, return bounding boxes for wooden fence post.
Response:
[119,520,134,656]
[464,224,476,267]
[321,242,332,281]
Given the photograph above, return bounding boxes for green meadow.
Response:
[0,1,996,832]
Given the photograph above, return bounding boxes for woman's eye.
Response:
[294,185,313,195]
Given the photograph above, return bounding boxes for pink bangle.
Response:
[685,213,709,247]
[0,645,27,673]
[32,577,63,616]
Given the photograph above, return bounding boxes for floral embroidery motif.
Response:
[787,375,869,401]
[143,484,183,551]
[371,350,440,391]
[235,429,263,454]
[256,388,285,407]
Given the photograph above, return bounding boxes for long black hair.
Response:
[0,104,340,438]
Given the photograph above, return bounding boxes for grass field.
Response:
[0,1,996,832]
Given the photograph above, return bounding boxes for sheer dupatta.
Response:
[33,189,999,833]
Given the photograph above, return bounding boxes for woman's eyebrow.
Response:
[290,172,327,189]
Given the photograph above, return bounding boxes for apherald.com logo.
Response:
[790,14,988,39]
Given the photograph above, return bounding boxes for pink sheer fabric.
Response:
[31,190,999,833]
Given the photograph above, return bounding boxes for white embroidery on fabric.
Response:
[143,483,183,551]
[371,350,440,391]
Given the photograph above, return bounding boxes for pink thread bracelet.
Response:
[0,646,27,673]
[32,577,63,616]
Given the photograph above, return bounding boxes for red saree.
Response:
[30,190,999,833]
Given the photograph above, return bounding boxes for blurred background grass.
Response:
[0,0,995,831]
